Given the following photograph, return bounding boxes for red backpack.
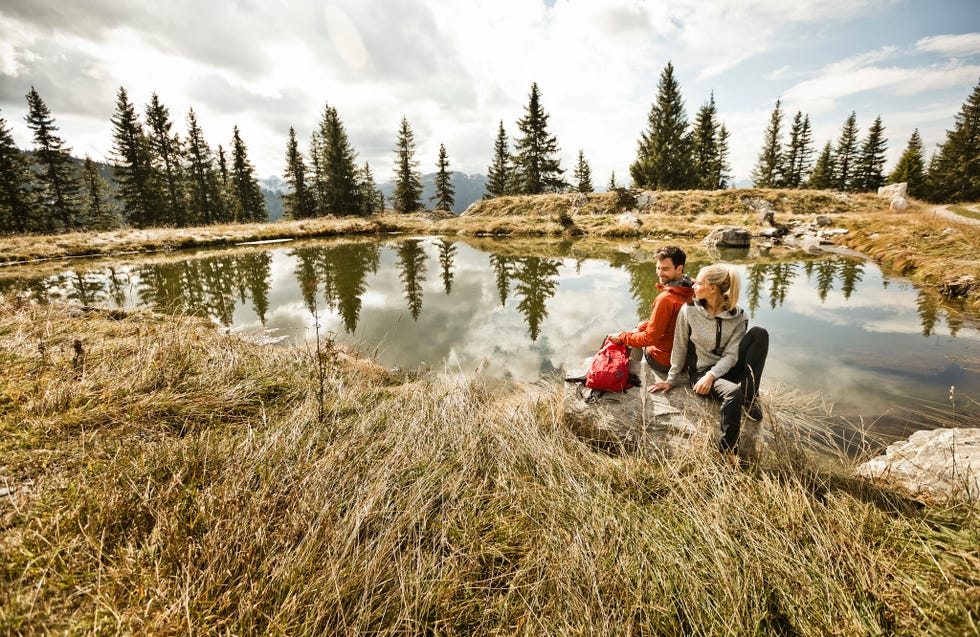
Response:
[585,338,631,392]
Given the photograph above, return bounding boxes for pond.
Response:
[3,236,978,437]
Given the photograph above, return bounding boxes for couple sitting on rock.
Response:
[606,246,769,459]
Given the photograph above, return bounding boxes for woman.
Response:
[648,264,769,457]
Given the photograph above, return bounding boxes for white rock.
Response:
[889,196,909,211]
[702,226,751,248]
[618,213,642,228]
[856,428,980,503]
[878,182,908,198]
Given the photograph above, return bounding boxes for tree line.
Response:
[1,72,979,236]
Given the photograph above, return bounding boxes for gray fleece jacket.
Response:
[666,300,748,387]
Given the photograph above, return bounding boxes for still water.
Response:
[3,236,978,433]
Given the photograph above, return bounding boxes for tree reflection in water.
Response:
[293,243,380,333]
[397,240,427,321]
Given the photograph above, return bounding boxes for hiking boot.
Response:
[744,400,763,422]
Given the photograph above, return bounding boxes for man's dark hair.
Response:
[655,246,686,268]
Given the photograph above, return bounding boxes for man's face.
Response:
[656,258,682,284]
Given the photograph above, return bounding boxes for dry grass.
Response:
[2,298,979,635]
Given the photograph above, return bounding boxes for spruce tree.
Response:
[691,94,726,190]
[283,126,316,219]
[485,121,511,198]
[392,116,423,213]
[854,115,887,192]
[356,162,382,216]
[927,78,980,202]
[431,143,455,211]
[145,93,187,225]
[607,171,617,190]
[80,157,119,230]
[111,87,161,227]
[807,141,836,189]
[783,111,815,188]
[25,87,81,232]
[715,124,732,189]
[834,112,860,191]
[0,109,38,234]
[316,103,360,215]
[888,129,926,198]
[185,108,224,224]
[751,98,784,188]
[229,126,266,222]
[630,62,693,190]
[573,150,593,193]
[308,132,328,215]
[512,82,566,194]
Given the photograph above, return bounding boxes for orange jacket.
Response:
[617,277,695,368]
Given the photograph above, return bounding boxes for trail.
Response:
[928,204,980,226]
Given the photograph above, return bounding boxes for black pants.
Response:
[688,326,769,454]
[643,350,671,374]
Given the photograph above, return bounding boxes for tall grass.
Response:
[1,297,978,635]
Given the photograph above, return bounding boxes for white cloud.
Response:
[916,32,980,57]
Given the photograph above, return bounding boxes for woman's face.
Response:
[693,272,718,301]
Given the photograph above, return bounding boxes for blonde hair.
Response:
[700,264,741,311]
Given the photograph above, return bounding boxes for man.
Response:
[607,245,694,374]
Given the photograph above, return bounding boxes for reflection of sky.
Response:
[9,241,980,425]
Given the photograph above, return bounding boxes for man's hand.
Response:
[648,381,672,393]
[693,373,715,395]
[606,334,623,344]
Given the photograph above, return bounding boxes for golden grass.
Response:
[2,298,979,634]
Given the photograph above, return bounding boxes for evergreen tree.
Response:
[282,126,316,219]
[111,86,161,228]
[927,78,980,202]
[392,116,423,213]
[715,124,732,189]
[690,94,728,190]
[573,149,593,193]
[807,141,836,189]
[751,98,784,188]
[80,157,119,230]
[356,161,383,216]
[315,103,360,215]
[854,115,887,192]
[229,126,266,222]
[185,108,225,224]
[431,143,455,211]
[145,93,187,226]
[0,109,38,234]
[308,131,328,215]
[783,111,815,188]
[512,82,566,194]
[25,87,81,232]
[485,121,511,198]
[833,111,860,191]
[630,62,693,190]
[888,129,926,198]
[608,171,617,190]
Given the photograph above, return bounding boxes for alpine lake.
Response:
[4,235,978,441]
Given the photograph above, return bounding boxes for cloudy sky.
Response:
[1,0,978,188]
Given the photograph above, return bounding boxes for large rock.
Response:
[878,182,908,198]
[889,196,909,211]
[856,428,980,503]
[702,226,752,248]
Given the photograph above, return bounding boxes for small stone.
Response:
[889,196,909,211]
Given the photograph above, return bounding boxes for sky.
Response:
[1,0,978,189]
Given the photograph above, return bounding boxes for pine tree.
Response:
[807,141,836,189]
[111,86,161,227]
[316,103,360,215]
[573,150,593,193]
[431,143,455,211]
[783,111,815,188]
[888,129,926,198]
[229,126,266,223]
[185,108,225,225]
[512,82,566,194]
[751,98,784,188]
[80,157,119,230]
[485,121,511,198]
[392,116,423,213]
[715,124,732,189]
[927,78,980,202]
[145,93,187,226]
[690,94,727,190]
[630,62,693,190]
[834,112,860,191]
[0,109,39,234]
[854,115,887,192]
[282,126,316,219]
[607,171,617,190]
[356,162,382,216]
[25,87,81,232]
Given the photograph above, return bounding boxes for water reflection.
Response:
[2,237,977,431]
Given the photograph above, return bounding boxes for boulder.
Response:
[889,196,909,211]
[878,182,908,199]
[856,428,980,503]
[814,215,833,227]
[618,213,642,228]
[635,192,657,209]
[702,226,751,248]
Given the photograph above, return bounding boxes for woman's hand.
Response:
[648,381,672,393]
[693,373,715,395]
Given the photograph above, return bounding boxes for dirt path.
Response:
[929,204,980,225]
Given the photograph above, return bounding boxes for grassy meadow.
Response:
[2,296,979,635]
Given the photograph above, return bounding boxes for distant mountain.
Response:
[378,171,487,214]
